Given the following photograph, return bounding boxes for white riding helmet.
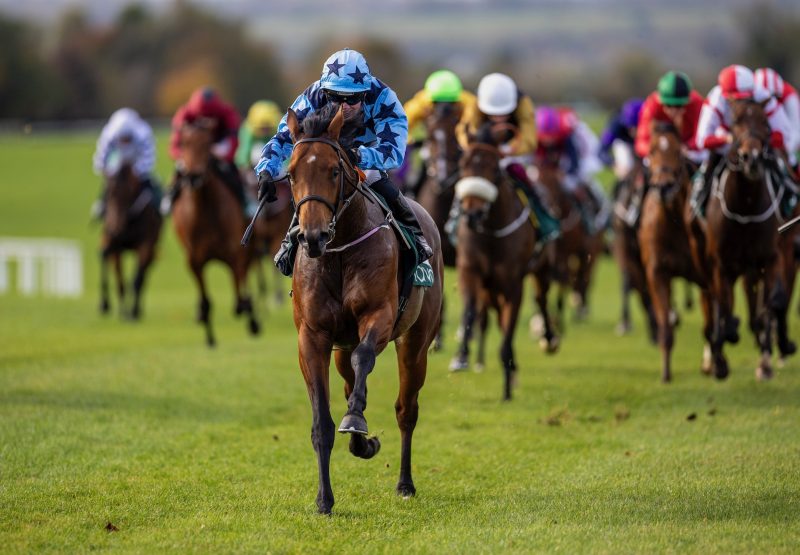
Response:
[477,73,519,116]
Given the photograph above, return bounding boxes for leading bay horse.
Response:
[99,163,163,319]
[450,124,545,400]
[702,99,789,380]
[638,122,711,382]
[172,121,260,346]
[283,105,443,514]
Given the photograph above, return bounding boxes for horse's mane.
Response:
[301,103,366,149]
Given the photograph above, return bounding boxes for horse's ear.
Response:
[287,108,301,142]
[327,104,345,140]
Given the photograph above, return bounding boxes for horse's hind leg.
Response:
[334,350,381,460]
[756,263,780,380]
[112,253,126,318]
[498,287,523,401]
[648,267,674,383]
[617,270,632,336]
[475,304,489,371]
[232,255,260,336]
[130,243,156,320]
[190,260,215,347]
[450,294,477,371]
[394,325,431,498]
[534,273,559,354]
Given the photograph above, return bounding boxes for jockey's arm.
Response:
[356,87,408,171]
[255,90,315,180]
[133,122,156,177]
[514,95,538,154]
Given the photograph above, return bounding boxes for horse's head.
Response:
[424,102,463,188]
[647,121,684,190]
[177,118,215,188]
[730,99,771,180]
[286,104,360,258]
[456,124,504,231]
[103,163,139,234]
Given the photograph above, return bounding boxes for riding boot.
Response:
[586,181,611,231]
[273,212,300,277]
[370,175,433,265]
[161,171,182,216]
[91,183,108,220]
[215,160,258,217]
[690,151,722,219]
[505,163,560,242]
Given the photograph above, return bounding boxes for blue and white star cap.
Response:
[319,48,373,94]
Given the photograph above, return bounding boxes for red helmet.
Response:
[558,107,578,135]
[754,67,785,98]
[187,87,222,116]
[718,65,755,100]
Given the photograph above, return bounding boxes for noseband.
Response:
[291,137,361,243]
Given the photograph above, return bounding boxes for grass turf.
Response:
[0,131,798,553]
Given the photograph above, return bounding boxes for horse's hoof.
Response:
[779,340,797,358]
[615,321,631,336]
[338,413,368,435]
[669,310,680,328]
[429,338,443,353]
[529,314,545,338]
[756,365,773,381]
[713,359,729,380]
[249,319,261,336]
[99,300,110,315]
[473,362,485,373]
[396,482,416,499]
[449,358,469,372]
[539,336,560,354]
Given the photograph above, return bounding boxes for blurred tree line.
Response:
[0,1,798,121]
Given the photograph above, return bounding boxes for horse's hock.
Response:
[0,237,83,297]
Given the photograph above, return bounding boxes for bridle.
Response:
[291,137,363,244]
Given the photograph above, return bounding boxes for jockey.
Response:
[163,87,256,217]
[755,67,800,161]
[235,100,282,170]
[453,72,559,242]
[599,98,643,180]
[256,48,432,277]
[400,70,476,194]
[692,64,796,217]
[91,108,159,219]
[536,106,609,233]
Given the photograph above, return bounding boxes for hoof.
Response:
[429,337,443,353]
[396,483,416,498]
[338,413,368,435]
[473,362,485,373]
[449,357,469,372]
[529,314,545,338]
[615,321,631,336]
[539,336,560,354]
[249,319,261,336]
[100,300,110,315]
[779,340,797,358]
[669,310,680,328]
[713,358,729,380]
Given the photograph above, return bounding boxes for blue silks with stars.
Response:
[255,49,408,180]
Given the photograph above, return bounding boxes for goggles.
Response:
[325,91,365,105]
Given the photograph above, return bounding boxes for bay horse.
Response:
[415,101,463,350]
[533,150,602,325]
[171,121,260,346]
[282,105,443,514]
[450,124,546,399]
[99,163,162,319]
[702,99,788,380]
[610,162,658,341]
[638,122,711,382]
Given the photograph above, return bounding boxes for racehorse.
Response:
[99,163,162,319]
[450,123,549,399]
[638,122,710,382]
[610,162,658,341]
[415,101,463,350]
[533,149,602,326]
[282,105,443,514]
[171,121,260,346]
[702,99,789,380]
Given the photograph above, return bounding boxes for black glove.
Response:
[346,148,360,167]
[257,171,278,202]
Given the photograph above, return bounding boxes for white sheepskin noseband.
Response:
[455,176,498,203]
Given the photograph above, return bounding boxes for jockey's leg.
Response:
[214,159,257,217]
[565,173,595,234]
[505,162,560,242]
[274,209,300,277]
[691,150,723,219]
[368,171,433,264]
[160,167,184,216]
[91,180,108,220]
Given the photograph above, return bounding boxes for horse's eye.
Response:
[332,168,340,179]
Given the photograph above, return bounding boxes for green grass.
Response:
[1,132,799,553]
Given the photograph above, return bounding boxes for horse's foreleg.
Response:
[700,289,714,375]
[334,350,381,460]
[757,261,781,380]
[773,246,796,360]
[190,260,215,347]
[450,293,477,371]
[617,269,632,335]
[131,244,155,320]
[112,253,125,317]
[475,304,489,371]
[232,254,260,336]
[99,248,110,315]
[710,266,732,380]
[298,326,336,514]
[647,267,674,383]
[340,319,391,435]
[498,285,523,401]
[534,272,559,354]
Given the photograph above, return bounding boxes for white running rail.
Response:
[0,238,83,297]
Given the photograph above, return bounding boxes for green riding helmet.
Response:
[658,71,693,107]
[425,70,463,102]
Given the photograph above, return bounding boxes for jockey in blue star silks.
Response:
[255,48,433,277]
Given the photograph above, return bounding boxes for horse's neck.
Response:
[327,189,377,247]
[722,166,771,210]
[487,178,520,225]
